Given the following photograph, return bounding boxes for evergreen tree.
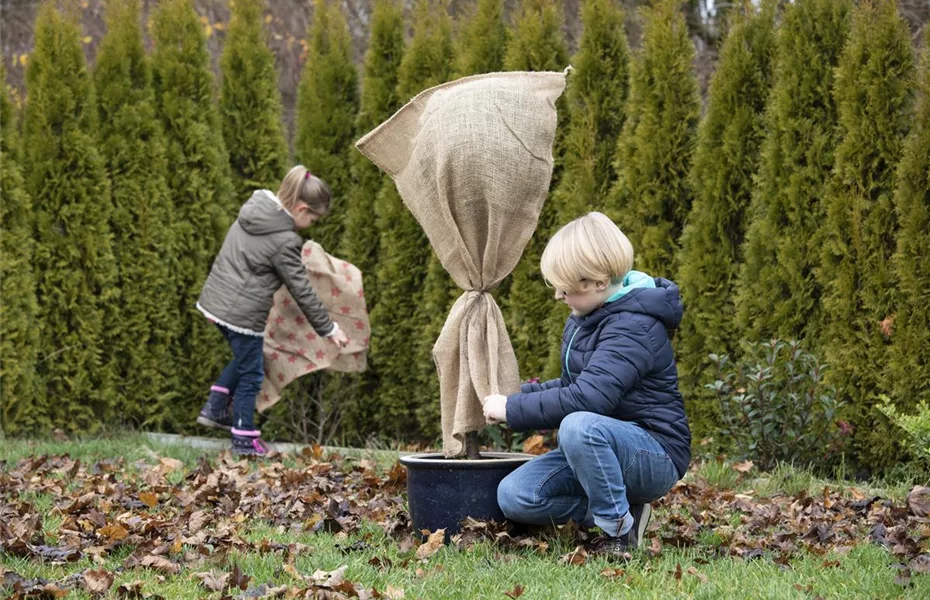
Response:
[23,2,119,431]
[295,0,359,252]
[891,46,930,435]
[543,0,631,378]
[220,0,289,204]
[502,0,569,381]
[608,0,699,278]
[151,0,235,418]
[339,0,404,307]
[676,1,778,436]
[503,0,568,73]
[337,0,405,439]
[95,0,180,427]
[369,0,453,440]
[454,0,508,77]
[0,71,41,436]
[735,0,851,342]
[820,0,915,468]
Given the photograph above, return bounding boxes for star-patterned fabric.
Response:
[257,240,370,412]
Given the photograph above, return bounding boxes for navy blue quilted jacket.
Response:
[505,277,692,478]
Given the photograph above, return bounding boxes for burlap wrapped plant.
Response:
[356,70,567,457]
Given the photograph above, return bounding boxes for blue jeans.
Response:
[497,412,679,536]
[214,324,264,431]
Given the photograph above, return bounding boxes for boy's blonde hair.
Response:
[277,165,332,215]
[540,212,634,294]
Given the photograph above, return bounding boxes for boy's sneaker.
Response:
[593,503,652,558]
[231,429,269,457]
[197,388,232,431]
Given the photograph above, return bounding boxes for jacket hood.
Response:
[576,276,683,331]
[237,190,296,235]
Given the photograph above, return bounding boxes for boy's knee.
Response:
[497,472,526,520]
[558,412,597,450]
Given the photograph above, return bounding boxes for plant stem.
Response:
[465,431,481,459]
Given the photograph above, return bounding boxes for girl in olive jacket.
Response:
[196,165,348,455]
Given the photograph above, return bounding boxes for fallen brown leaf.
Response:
[192,569,230,592]
[98,523,129,542]
[600,568,625,579]
[559,546,588,566]
[732,460,754,473]
[116,580,146,599]
[909,554,930,575]
[82,567,114,596]
[383,585,405,599]
[415,529,445,560]
[138,492,159,508]
[229,564,251,591]
[310,565,347,587]
[648,536,663,557]
[907,486,930,517]
[136,555,180,575]
[686,566,708,583]
[157,457,184,473]
[504,584,525,598]
[522,435,546,455]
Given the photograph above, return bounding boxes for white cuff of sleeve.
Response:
[324,322,340,337]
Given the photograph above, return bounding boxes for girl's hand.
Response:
[483,394,508,424]
[329,328,350,349]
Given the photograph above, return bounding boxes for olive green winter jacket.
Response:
[197,190,336,337]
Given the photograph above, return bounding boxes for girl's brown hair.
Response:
[277,165,332,215]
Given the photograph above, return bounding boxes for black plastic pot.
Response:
[399,452,534,536]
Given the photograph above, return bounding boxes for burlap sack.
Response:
[257,240,370,412]
[356,70,567,457]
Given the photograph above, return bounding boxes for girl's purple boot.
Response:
[231,428,269,456]
[197,386,233,430]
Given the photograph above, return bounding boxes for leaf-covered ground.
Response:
[1,439,929,599]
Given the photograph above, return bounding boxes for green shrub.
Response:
[220,0,289,204]
[608,0,699,278]
[295,0,359,252]
[24,2,120,431]
[95,0,180,427]
[877,397,930,463]
[820,0,915,470]
[151,0,234,415]
[706,339,847,471]
[676,1,778,437]
[0,70,40,436]
[735,0,851,342]
[368,0,452,441]
[337,0,405,441]
[502,0,569,381]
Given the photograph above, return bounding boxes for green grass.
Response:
[4,529,926,599]
[2,433,928,599]
[0,430,403,471]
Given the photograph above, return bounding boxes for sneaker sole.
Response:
[634,503,652,549]
[196,415,232,431]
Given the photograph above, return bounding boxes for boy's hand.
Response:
[328,328,350,349]
[483,394,508,424]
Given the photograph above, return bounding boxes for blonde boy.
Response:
[484,212,691,555]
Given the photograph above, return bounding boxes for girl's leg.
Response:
[497,449,590,527]
[557,412,679,537]
[226,331,265,432]
[198,327,239,429]
[214,324,240,394]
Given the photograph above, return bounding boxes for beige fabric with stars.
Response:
[257,240,370,412]
[356,70,567,457]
